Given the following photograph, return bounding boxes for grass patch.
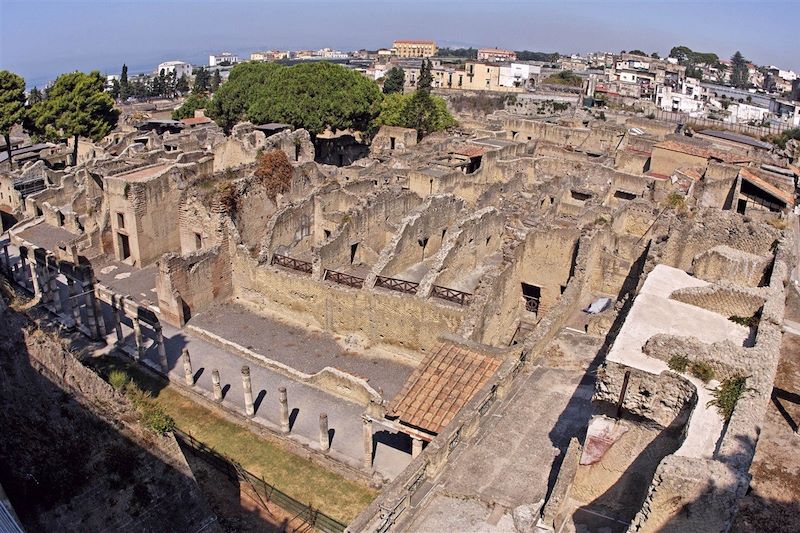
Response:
[89,356,375,523]
[707,375,751,421]
[668,354,689,373]
[689,361,715,383]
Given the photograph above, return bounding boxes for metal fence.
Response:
[174,429,347,533]
[651,109,793,138]
[272,254,313,274]
[374,276,419,295]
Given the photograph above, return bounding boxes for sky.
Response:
[1,0,798,88]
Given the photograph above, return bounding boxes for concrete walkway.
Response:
[0,237,412,480]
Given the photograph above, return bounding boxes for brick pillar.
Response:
[279,387,290,433]
[131,316,144,360]
[66,277,81,326]
[212,369,222,402]
[2,245,9,273]
[319,413,330,452]
[362,415,373,471]
[155,324,168,373]
[47,266,63,315]
[182,348,194,386]
[242,366,254,417]
[82,283,101,340]
[412,437,423,458]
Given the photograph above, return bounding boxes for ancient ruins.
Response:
[1,100,797,532]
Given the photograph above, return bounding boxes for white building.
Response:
[724,103,772,124]
[656,78,704,115]
[157,60,192,79]
[499,62,541,88]
[209,52,240,67]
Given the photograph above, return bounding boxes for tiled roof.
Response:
[740,168,795,206]
[654,139,751,164]
[452,145,486,158]
[387,342,501,435]
[180,116,212,126]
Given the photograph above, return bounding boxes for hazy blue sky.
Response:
[1,0,797,88]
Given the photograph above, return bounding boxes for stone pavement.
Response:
[0,237,413,480]
[403,331,600,532]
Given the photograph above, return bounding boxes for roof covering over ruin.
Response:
[387,342,501,435]
[740,167,796,206]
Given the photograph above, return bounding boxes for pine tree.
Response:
[120,63,129,100]
[730,51,749,89]
[211,69,221,92]
[28,86,44,105]
[193,67,210,94]
[0,70,26,169]
[417,60,433,94]
[382,67,405,94]
[27,71,119,166]
[175,74,190,95]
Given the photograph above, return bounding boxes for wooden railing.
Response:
[431,285,472,306]
[374,276,419,295]
[271,254,312,274]
[324,269,365,289]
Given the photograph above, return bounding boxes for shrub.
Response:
[765,217,787,230]
[668,354,689,373]
[666,191,686,210]
[729,314,759,327]
[139,403,176,435]
[108,369,130,391]
[255,149,293,200]
[690,361,715,383]
[707,375,751,421]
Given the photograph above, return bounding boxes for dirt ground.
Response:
[732,287,800,532]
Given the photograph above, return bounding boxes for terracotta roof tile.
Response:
[740,168,795,206]
[387,342,502,435]
[654,139,749,164]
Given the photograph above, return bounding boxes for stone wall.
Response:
[691,245,773,287]
[371,126,418,154]
[212,124,314,172]
[667,283,765,318]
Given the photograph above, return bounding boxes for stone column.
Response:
[242,366,254,417]
[155,324,168,373]
[212,369,222,402]
[412,437,423,458]
[279,387,290,433]
[319,413,330,452]
[36,264,49,303]
[131,316,144,360]
[182,348,194,386]
[362,415,373,471]
[20,254,29,290]
[112,296,124,345]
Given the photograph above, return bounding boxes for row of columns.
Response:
[180,350,377,469]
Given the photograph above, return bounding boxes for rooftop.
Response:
[697,129,774,150]
[111,163,172,182]
[387,342,501,435]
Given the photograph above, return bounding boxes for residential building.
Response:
[393,40,437,58]
[208,52,240,67]
[477,48,517,62]
[250,50,281,62]
[609,54,686,101]
[655,78,704,114]
[157,60,192,79]
[561,55,589,72]
[499,62,541,88]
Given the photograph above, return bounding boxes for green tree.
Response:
[651,52,660,59]
[417,59,433,94]
[246,62,382,136]
[628,49,648,57]
[375,90,456,139]
[207,61,284,132]
[28,86,44,105]
[382,67,405,94]
[730,51,749,88]
[193,67,210,93]
[27,71,119,166]
[120,63,129,100]
[172,92,210,120]
[109,78,120,100]
[175,74,190,95]
[211,69,222,92]
[0,71,26,169]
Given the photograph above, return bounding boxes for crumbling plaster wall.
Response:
[212,124,314,172]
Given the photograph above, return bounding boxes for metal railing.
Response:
[174,429,346,533]
[324,269,365,288]
[271,253,312,274]
[430,285,472,306]
[374,276,418,295]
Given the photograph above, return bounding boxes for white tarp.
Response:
[584,297,612,314]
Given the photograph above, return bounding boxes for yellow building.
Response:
[393,40,437,58]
